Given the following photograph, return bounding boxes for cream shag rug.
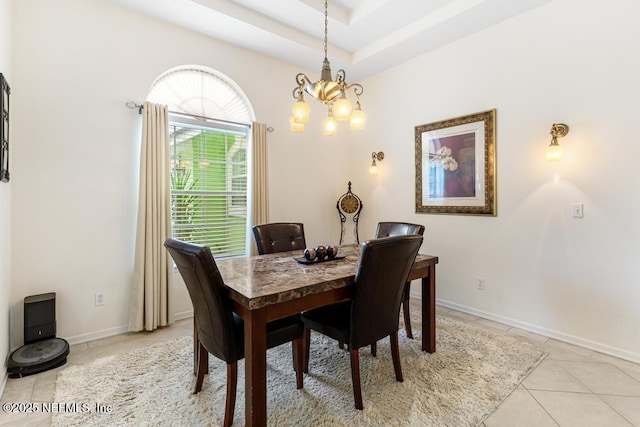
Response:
[54,316,544,426]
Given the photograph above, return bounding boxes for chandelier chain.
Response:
[324,0,328,58]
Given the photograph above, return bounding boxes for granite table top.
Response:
[216,244,438,310]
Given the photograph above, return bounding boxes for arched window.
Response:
[147,65,254,257]
[147,65,254,123]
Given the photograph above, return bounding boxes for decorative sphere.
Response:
[303,248,317,261]
[326,245,338,259]
[315,245,327,261]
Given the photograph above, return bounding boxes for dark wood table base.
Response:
[216,248,438,426]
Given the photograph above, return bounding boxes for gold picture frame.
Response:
[415,109,496,215]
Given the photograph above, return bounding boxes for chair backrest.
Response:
[375,221,425,238]
[164,238,240,363]
[350,235,423,348]
[252,222,306,255]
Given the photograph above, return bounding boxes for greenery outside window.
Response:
[169,114,248,258]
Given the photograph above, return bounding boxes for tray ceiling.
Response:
[110,0,551,81]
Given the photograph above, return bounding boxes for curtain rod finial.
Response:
[126,101,143,114]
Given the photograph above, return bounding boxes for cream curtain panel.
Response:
[250,122,269,255]
[129,102,173,332]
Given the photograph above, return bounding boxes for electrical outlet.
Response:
[95,292,105,306]
[477,278,486,290]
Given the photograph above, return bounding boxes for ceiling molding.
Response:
[110,0,552,80]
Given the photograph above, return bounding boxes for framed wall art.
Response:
[1,73,9,182]
[415,109,496,215]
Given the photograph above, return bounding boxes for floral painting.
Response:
[415,110,496,215]
[428,135,476,198]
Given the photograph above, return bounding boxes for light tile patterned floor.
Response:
[1,305,639,426]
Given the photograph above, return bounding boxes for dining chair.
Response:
[301,234,423,410]
[164,238,305,427]
[252,222,306,255]
[251,222,311,368]
[375,221,425,340]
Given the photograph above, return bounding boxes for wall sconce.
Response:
[369,151,384,175]
[545,123,569,162]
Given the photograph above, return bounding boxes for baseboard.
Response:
[174,309,193,322]
[1,312,197,396]
[64,310,195,346]
[65,324,130,346]
[436,298,640,365]
[0,370,6,400]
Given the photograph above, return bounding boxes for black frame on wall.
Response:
[1,73,10,182]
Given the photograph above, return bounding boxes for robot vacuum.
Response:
[7,338,70,378]
[6,292,70,378]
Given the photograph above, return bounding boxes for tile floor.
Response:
[1,305,639,426]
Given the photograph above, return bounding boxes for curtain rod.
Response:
[125,100,273,131]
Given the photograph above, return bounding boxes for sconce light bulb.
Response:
[369,161,378,175]
[545,123,569,162]
[545,141,563,162]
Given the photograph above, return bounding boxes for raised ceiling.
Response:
[110,0,550,81]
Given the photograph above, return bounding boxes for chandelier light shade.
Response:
[292,94,310,124]
[290,116,304,133]
[322,111,338,136]
[333,94,353,121]
[290,0,365,135]
[350,101,366,130]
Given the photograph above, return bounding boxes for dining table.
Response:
[216,244,439,426]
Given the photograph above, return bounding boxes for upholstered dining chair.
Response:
[252,222,306,255]
[164,238,304,427]
[376,221,425,340]
[302,235,423,410]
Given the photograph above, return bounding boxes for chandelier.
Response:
[290,0,366,136]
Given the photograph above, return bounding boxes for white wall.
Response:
[10,0,640,365]
[0,0,11,393]
[10,0,349,349]
[349,0,640,361]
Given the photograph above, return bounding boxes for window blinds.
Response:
[168,118,248,258]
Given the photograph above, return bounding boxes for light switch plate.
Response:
[572,203,584,218]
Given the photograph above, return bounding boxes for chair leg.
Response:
[338,341,345,350]
[390,331,403,382]
[349,348,364,410]
[194,319,208,376]
[403,281,413,339]
[370,341,377,357]
[194,342,208,394]
[224,362,238,427]
[303,328,311,373]
[292,338,304,389]
[193,319,198,376]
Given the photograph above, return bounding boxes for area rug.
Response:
[53,315,545,426]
